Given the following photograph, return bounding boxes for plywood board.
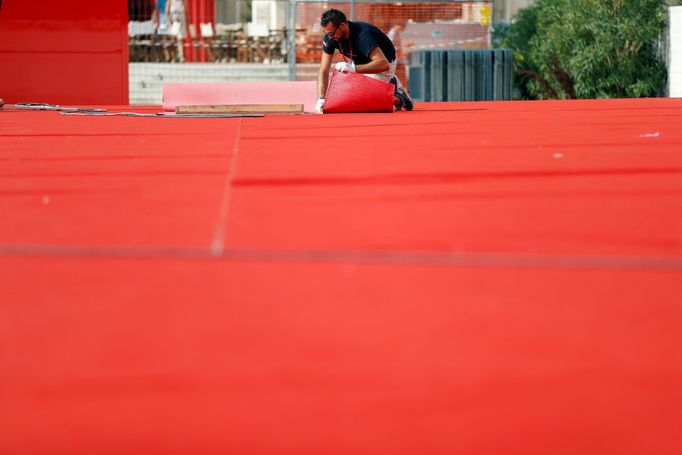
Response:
[176,104,304,115]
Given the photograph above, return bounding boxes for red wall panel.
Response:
[0,0,128,104]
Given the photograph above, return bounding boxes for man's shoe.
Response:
[395,87,413,111]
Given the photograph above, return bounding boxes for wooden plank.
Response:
[176,104,304,115]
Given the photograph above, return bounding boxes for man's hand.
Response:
[334,61,356,72]
[315,97,325,113]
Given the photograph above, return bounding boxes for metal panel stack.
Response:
[408,49,513,101]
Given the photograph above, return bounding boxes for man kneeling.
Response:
[315,9,414,113]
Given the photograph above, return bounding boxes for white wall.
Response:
[494,0,535,23]
[670,6,682,97]
[128,63,288,105]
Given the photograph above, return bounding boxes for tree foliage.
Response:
[497,0,669,99]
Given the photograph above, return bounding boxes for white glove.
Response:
[334,61,356,72]
[315,97,325,113]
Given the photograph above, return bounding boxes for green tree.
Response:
[498,0,669,99]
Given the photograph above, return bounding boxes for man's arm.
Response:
[355,47,390,74]
[317,52,334,98]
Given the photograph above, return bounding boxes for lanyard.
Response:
[339,40,353,63]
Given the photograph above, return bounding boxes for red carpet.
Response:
[1,99,681,454]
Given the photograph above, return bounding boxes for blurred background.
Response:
[126,0,679,105]
[127,0,505,103]
[1,0,677,105]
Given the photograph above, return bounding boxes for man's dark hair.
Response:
[320,9,347,27]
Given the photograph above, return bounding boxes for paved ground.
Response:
[1,99,681,453]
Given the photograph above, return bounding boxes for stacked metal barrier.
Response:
[408,49,513,102]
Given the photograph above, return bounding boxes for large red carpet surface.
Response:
[1,99,681,454]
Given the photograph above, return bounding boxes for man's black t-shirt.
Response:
[322,21,396,65]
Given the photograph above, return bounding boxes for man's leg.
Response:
[388,76,402,110]
[389,75,413,111]
[365,61,413,111]
[395,86,413,111]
